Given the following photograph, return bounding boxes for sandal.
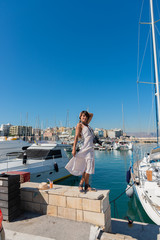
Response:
[85,184,97,192]
[79,183,84,193]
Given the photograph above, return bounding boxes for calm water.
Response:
[57,143,157,224]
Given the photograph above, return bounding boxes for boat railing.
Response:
[0,153,59,173]
[132,163,160,187]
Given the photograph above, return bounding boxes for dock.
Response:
[1,181,160,240]
[3,213,160,240]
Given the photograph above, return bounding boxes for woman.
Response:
[65,110,95,192]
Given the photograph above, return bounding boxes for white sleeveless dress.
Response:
[65,125,95,176]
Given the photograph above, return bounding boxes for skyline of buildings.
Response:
[0,122,124,140]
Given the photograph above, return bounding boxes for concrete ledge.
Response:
[20,182,111,231]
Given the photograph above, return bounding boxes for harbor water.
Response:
[58,143,157,225]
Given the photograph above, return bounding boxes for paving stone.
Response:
[58,206,76,221]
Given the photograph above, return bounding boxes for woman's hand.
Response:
[72,148,76,157]
[87,113,93,124]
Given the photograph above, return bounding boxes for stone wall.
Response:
[20,182,111,232]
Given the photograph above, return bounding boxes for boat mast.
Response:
[150,0,160,143]
[122,104,125,136]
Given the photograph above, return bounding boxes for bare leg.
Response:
[79,172,85,185]
[79,172,85,191]
[84,173,96,191]
[84,172,90,185]
[84,173,92,191]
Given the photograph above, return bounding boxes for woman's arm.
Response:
[87,113,93,124]
[72,123,82,157]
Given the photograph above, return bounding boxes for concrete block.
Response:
[33,192,48,204]
[83,198,101,212]
[105,206,111,220]
[58,206,76,221]
[20,200,25,210]
[79,191,104,200]
[42,205,58,216]
[83,211,105,226]
[21,182,40,191]
[23,201,41,213]
[67,197,82,210]
[48,187,68,195]
[104,217,112,233]
[21,190,33,202]
[97,190,110,198]
[101,196,110,213]
[77,209,83,222]
[63,190,80,197]
[49,194,66,207]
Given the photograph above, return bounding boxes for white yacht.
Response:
[99,146,106,151]
[113,141,132,150]
[131,147,160,225]
[128,0,160,225]
[103,140,113,150]
[0,142,72,183]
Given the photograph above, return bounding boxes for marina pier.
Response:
[20,182,111,232]
[1,180,160,239]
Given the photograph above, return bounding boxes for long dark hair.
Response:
[79,111,90,122]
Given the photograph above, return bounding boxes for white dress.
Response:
[65,125,95,176]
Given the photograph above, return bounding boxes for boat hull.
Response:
[132,182,160,225]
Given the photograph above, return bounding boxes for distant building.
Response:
[9,126,32,136]
[94,128,107,138]
[94,128,100,136]
[32,128,42,141]
[0,123,12,136]
[103,129,108,138]
[107,129,123,138]
[0,130,4,136]
[98,130,104,137]
[43,128,55,141]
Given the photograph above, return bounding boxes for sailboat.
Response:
[129,0,160,225]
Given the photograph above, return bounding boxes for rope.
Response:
[110,182,135,204]
[110,182,135,218]
[137,26,152,82]
[137,0,144,83]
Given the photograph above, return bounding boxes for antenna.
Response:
[20,113,22,126]
[65,110,69,128]
[122,104,125,135]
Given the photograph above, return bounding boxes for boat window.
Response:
[18,149,62,160]
[150,159,160,163]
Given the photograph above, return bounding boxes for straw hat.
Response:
[38,182,49,190]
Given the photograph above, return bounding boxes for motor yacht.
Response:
[0,142,72,183]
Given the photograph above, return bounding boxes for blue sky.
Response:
[0,0,160,132]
